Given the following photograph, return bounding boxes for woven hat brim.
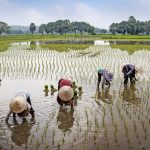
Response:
[10,96,27,113]
[58,86,74,101]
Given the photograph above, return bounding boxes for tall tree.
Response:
[46,22,56,35]
[0,21,10,35]
[63,19,70,35]
[39,24,46,34]
[117,21,128,34]
[55,20,65,35]
[77,22,87,35]
[70,21,79,35]
[127,16,137,35]
[109,23,118,35]
[86,23,95,35]
[29,23,36,34]
[145,21,150,35]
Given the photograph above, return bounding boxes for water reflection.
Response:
[6,118,35,146]
[57,109,74,132]
[97,88,113,104]
[121,84,141,105]
[0,42,10,52]
[30,41,36,50]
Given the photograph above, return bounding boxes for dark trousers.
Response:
[124,72,135,84]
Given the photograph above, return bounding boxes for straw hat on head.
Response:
[10,96,27,113]
[58,86,74,101]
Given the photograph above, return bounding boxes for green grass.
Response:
[40,43,91,51]
[110,44,150,54]
[99,34,150,41]
[1,34,150,43]
[0,42,10,52]
[1,34,150,52]
[0,34,96,43]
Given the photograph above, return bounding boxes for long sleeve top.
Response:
[122,64,135,76]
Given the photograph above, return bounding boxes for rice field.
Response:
[0,42,150,150]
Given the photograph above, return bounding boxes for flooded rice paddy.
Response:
[0,42,150,150]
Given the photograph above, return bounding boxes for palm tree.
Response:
[29,23,36,34]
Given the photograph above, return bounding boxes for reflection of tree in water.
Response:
[0,42,10,52]
[30,41,36,50]
[121,84,141,105]
[57,109,74,132]
[6,118,35,146]
[97,88,113,104]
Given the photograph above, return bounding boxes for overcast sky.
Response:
[0,0,150,29]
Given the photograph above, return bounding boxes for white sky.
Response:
[0,0,150,29]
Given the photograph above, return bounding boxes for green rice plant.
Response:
[85,110,89,125]
[78,86,83,95]
[62,137,65,144]
[72,81,78,90]
[57,143,60,150]
[74,90,78,96]
[94,134,97,145]
[10,144,13,150]
[40,43,91,52]
[45,145,50,149]
[110,44,150,55]
[41,134,44,144]
[94,116,99,129]
[104,128,108,142]
[50,85,57,93]
[36,141,40,150]
[102,115,105,128]
[44,85,49,91]
[0,42,10,52]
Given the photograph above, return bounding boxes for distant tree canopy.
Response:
[109,16,150,35]
[39,20,95,35]
[29,23,36,34]
[0,21,10,35]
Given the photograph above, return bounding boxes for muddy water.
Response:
[0,43,150,150]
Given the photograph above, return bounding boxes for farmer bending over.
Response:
[6,92,35,122]
[57,79,74,109]
[122,64,137,85]
[97,68,113,89]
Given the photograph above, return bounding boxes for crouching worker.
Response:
[97,68,113,89]
[122,64,137,85]
[57,79,74,109]
[6,93,35,122]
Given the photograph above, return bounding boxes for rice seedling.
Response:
[1,37,150,150]
[36,141,40,150]
[78,87,83,96]
[50,85,58,93]
[45,145,50,150]
[11,144,13,150]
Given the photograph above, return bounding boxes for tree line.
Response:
[37,20,95,35]
[109,16,150,35]
[1,16,150,35]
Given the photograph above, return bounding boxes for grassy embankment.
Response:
[1,34,150,52]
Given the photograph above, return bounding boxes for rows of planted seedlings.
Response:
[0,45,150,84]
[95,82,150,150]
[1,44,150,149]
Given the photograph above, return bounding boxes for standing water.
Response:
[0,43,150,150]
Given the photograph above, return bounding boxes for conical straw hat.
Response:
[10,96,27,113]
[58,86,74,101]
